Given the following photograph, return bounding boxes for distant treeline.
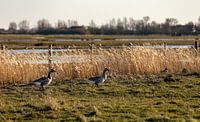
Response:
[1,16,200,35]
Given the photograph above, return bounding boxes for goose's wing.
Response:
[32,77,47,85]
[41,78,51,87]
[88,76,101,82]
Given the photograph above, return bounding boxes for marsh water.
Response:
[4,45,194,64]
[10,45,193,54]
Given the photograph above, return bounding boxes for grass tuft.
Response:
[43,97,60,111]
[77,114,87,122]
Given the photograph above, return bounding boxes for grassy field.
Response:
[0,39,197,49]
[0,74,200,121]
[0,34,199,49]
[0,35,199,121]
[0,34,199,40]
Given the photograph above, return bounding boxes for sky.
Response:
[0,0,200,29]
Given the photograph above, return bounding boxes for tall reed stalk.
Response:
[0,48,199,86]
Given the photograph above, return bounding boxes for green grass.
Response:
[0,34,200,40]
[0,34,199,49]
[0,38,199,49]
[0,74,200,121]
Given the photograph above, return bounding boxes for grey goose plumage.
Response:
[88,68,110,86]
[32,69,56,89]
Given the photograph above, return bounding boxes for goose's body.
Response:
[161,68,168,73]
[88,68,109,86]
[32,77,52,87]
[32,69,55,89]
[88,75,107,84]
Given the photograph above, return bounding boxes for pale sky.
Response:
[0,0,200,29]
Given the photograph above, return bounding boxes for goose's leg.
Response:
[40,86,45,91]
[95,83,99,87]
[39,87,42,91]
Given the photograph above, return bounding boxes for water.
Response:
[11,49,49,54]
[5,45,193,64]
[0,38,194,42]
[9,45,193,54]
[9,55,106,64]
[131,45,193,49]
[115,38,194,41]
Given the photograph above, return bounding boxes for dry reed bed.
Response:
[0,48,199,86]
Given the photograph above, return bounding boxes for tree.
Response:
[129,17,136,33]
[18,20,29,33]
[100,24,109,35]
[186,22,195,35]
[149,21,160,34]
[8,22,17,32]
[109,18,116,28]
[135,20,145,35]
[116,18,124,34]
[88,20,100,34]
[170,18,178,26]
[5,16,200,35]
[67,20,78,27]
[55,20,67,29]
[143,16,150,35]
[123,17,128,30]
[143,16,150,25]
[197,16,200,29]
[164,18,178,35]
[109,18,117,34]
[89,20,96,28]
[37,19,51,30]
[196,17,200,34]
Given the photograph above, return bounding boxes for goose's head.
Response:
[104,68,110,71]
[47,69,56,78]
[103,68,110,74]
[50,69,56,73]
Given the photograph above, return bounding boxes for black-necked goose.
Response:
[161,68,168,73]
[88,68,110,86]
[32,69,56,89]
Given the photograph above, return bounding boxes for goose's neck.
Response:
[47,71,52,79]
[102,70,107,78]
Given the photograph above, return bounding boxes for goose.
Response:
[31,69,56,90]
[161,68,168,73]
[182,68,188,74]
[88,68,110,86]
